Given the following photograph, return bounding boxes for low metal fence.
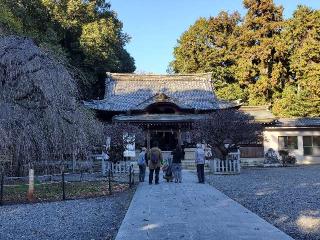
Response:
[0,161,136,206]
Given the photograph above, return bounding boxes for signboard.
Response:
[105,137,111,150]
[123,133,136,157]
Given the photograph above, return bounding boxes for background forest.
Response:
[0,0,135,100]
[171,0,320,117]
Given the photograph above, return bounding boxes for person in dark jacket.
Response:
[172,144,184,183]
[147,142,163,185]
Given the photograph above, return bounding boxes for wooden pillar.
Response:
[146,125,151,150]
[27,168,34,201]
[178,125,182,146]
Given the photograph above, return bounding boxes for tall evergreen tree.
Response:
[234,0,286,105]
[171,12,246,101]
[273,6,320,117]
[172,0,320,117]
[42,0,135,74]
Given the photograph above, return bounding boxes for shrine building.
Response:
[84,72,238,151]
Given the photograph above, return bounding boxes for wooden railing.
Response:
[208,151,241,175]
[105,161,133,174]
[92,154,134,175]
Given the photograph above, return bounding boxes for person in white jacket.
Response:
[137,147,147,182]
[195,143,205,183]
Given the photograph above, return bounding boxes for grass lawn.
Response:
[2,181,129,204]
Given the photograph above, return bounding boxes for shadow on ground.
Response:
[207,165,320,240]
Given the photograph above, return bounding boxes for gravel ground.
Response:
[207,165,320,240]
[0,187,136,240]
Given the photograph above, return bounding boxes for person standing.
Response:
[137,147,147,182]
[172,144,184,183]
[195,143,205,183]
[163,157,173,182]
[148,142,163,185]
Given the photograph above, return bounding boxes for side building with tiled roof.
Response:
[238,106,320,165]
[263,118,320,164]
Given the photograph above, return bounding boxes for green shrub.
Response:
[0,2,22,34]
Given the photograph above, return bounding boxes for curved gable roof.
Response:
[84,73,238,111]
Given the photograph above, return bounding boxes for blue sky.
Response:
[110,0,320,73]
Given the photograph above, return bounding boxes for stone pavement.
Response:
[115,170,293,240]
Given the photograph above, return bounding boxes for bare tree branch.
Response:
[192,109,262,159]
[0,36,105,176]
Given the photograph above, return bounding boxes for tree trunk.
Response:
[216,145,228,160]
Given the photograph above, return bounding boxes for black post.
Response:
[132,167,135,185]
[62,170,66,200]
[0,172,4,206]
[129,165,132,188]
[108,169,112,195]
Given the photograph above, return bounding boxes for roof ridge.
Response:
[107,72,212,80]
[279,117,320,121]
[108,72,212,76]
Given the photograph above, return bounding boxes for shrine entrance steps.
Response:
[181,160,210,171]
[115,170,293,240]
[132,160,209,171]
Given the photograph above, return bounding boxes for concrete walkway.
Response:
[116,171,293,240]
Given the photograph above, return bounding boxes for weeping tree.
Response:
[0,36,105,176]
[192,109,262,160]
[104,123,144,163]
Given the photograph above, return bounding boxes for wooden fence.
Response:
[106,161,133,174]
[240,146,264,158]
[209,151,241,175]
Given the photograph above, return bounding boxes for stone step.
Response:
[132,161,209,171]
[182,160,209,170]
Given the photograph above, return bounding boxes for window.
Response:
[278,136,298,150]
[303,136,320,156]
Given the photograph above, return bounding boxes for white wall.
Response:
[264,128,320,164]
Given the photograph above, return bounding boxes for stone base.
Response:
[263,163,281,168]
[184,148,196,160]
[181,160,209,170]
[240,158,264,167]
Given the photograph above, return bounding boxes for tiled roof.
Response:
[239,106,320,127]
[84,73,238,111]
[274,118,320,127]
[239,105,276,123]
